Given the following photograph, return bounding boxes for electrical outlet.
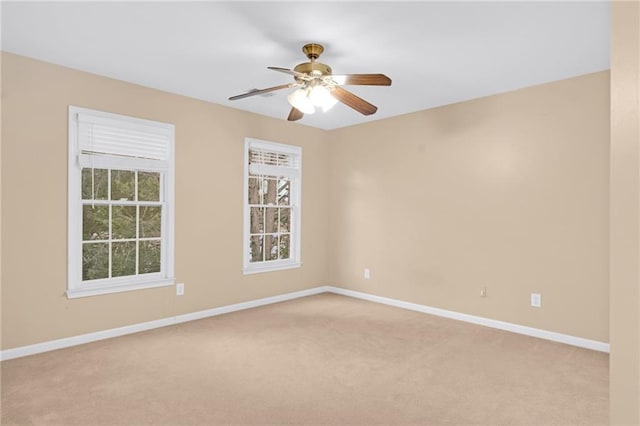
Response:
[176,283,185,296]
[364,268,370,279]
[480,287,487,298]
[531,293,541,308]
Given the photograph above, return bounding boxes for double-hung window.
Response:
[67,106,175,298]
[243,138,301,274]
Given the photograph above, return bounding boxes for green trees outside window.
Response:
[81,169,162,281]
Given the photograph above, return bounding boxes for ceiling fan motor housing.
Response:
[293,61,332,78]
[293,43,332,79]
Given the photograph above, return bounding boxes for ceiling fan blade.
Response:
[287,107,304,121]
[330,74,392,86]
[228,83,293,101]
[268,66,310,80]
[331,87,378,116]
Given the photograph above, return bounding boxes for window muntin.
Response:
[248,177,292,262]
[243,139,301,274]
[81,169,163,281]
[68,106,174,298]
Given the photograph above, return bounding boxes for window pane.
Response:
[279,234,290,260]
[83,243,109,281]
[82,168,108,200]
[263,178,278,205]
[140,240,161,274]
[83,205,109,240]
[250,207,264,233]
[111,170,135,201]
[265,207,278,233]
[140,206,162,238]
[245,142,299,270]
[265,235,278,261]
[248,177,261,205]
[112,241,136,277]
[138,172,160,202]
[249,235,263,263]
[112,205,137,240]
[278,179,290,205]
[279,208,290,232]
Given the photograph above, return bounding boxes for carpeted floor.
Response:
[1,293,608,425]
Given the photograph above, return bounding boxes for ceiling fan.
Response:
[228,43,392,121]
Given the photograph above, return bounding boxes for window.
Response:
[243,138,301,274]
[68,106,175,298]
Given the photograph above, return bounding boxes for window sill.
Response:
[66,278,174,299]
[243,261,301,275]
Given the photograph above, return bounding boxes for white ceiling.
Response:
[1,1,610,130]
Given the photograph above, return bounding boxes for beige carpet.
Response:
[1,293,608,425]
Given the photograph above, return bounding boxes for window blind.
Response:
[76,112,173,171]
[248,143,300,178]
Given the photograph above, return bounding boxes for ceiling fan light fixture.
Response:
[287,88,315,114]
[309,84,338,113]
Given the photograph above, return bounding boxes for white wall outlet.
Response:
[480,287,487,298]
[176,283,185,296]
[531,293,541,308]
[364,268,370,279]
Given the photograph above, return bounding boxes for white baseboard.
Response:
[1,284,608,361]
[325,286,610,353]
[0,286,329,361]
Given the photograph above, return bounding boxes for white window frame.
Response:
[67,106,175,298]
[243,138,301,274]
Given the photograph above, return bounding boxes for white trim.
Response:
[324,287,610,353]
[0,285,609,361]
[67,106,175,298]
[243,137,301,274]
[242,261,301,275]
[66,279,174,299]
[68,107,82,298]
[165,127,175,284]
[78,153,168,172]
[1,287,329,361]
[246,138,301,156]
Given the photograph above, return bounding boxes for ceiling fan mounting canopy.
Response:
[228,42,392,121]
[302,43,324,60]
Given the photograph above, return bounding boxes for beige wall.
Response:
[1,53,613,349]
[1,52,330,349]
[610,1,640,424]
[328,72,610,342]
